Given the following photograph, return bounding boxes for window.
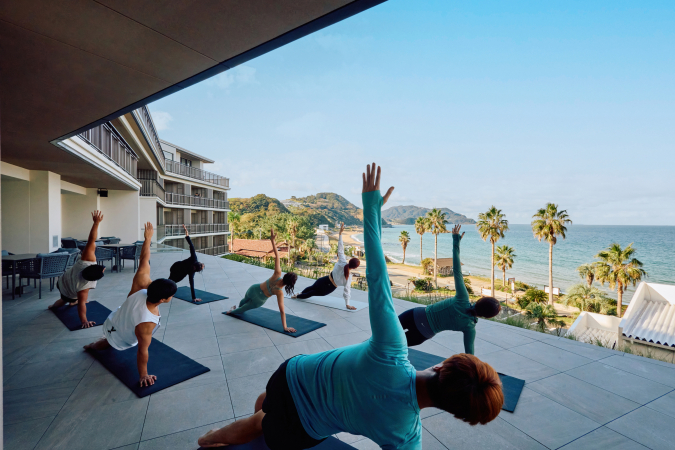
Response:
[180,157,192,167]
[163,151,174,161]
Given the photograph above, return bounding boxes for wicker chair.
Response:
[94,247,115,269]
[52,248,81,269]
[120,244,142,271]
[17,253,69,298]
[106,238,121,244]
[61,238,78,249]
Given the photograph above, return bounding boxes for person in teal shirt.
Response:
[198,164,504,450]
[398,225,501,354]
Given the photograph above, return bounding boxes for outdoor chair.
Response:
[17,253,69,299]
[52,248,81,268]
[77,240,104,251]
[94,246,115,269]
[106,237,121,244]
[2,250,14,289]
[61,238,78,249]
[120,244,142,271]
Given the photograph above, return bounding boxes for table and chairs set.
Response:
[2,237,142,299]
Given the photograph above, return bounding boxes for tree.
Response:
[531,203,572,305]
[477,206,509,297]
[399,231,411,264]
[577,263,596,287]
[426,209,449,287]
[415,217,429,264]
[525,303,565,332]
[595,243,647,318]
[494,245,516,289]
[517,288,548,309]
[227,211,241,251]
[561,284,615,315]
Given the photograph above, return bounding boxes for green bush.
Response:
[421,258,434,275]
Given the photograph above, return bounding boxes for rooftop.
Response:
[3,252,675,450]
[160,139,215,164]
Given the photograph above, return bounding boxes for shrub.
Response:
[522,288,548,305]
[421,258,434,275]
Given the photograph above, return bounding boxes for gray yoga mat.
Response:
[225,307,326,337]
[407,348,525,412]
[211,435,354,450]
[88,338,210,398]
[51,301,112,331]
[173,286,228,304]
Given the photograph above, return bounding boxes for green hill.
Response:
[229,194,289,215]
[382,205,476,224]
[283,193,363,226]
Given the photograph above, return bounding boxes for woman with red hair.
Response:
[293,222,360,310]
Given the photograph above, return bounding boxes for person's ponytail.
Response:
[344,258,360,279]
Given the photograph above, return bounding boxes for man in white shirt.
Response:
[293,222,359,310]
[84,223,177,387]
[49,211,106,328]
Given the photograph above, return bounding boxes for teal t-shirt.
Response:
[424,233,477,354]
[286,190,422,450]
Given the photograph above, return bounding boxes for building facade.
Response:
[1,106,230,256]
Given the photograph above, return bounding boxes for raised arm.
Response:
[270,228,281,277]
[129,223,153,297]
[451,225,469,302]
[82,211,103,262]
[337,223,347,264]
[362,163,402,356]
[183,225,197,261]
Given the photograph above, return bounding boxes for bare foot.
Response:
[346,305,357,310]
[225,305,236,315]
[198,429,228,448]
[291,295,298,299]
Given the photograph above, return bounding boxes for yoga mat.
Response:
[173,286,228,304]
[293,296,368,312]
[407,348,525,413]
[218,435,355,450]
[51,301,112,331]
[225,307,326,337]
[88,338,210,398]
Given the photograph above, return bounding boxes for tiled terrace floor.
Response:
[3,250,675,450]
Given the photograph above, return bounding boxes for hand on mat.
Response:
[81,320,96,328]
[362,163,394,205]
[346,305,357,310]
[452,224,465,240]
[139,374,157,387]
[194,298,202,303]
[182,224,189,236]
[284,326,297,333]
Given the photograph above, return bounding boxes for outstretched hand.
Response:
[92,210,104,224]
[182,224,189,236]
[362,163,394,205]
[270,227,276,242]
[144,222,154,241]
[339,222,345,235]
[452,224,465,240]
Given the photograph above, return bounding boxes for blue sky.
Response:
[149,0,675,225]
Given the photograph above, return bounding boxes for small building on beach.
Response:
[435,258,455,275]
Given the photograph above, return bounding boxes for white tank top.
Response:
[104,289,160,351]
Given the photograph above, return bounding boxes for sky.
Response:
[149,0,675,225]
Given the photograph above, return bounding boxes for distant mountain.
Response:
[284,193,363,226]
[229,194,289,215]
[382,205,476,224]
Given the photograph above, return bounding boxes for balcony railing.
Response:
[164,192,229,209]
[133,106,165,168]
[165,159,229,187]
[197,245,229,256]
[138,169,165,198]
[79,123,138,176]
[163,223,229,237]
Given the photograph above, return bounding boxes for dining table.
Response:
[2,253,38,299]
[98,243,135,273]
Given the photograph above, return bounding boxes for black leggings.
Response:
[296,276,336,299]
[398,307,431,347]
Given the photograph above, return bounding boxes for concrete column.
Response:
[139,197,158,243]
[99,189,140,243]
[29,171,61,253]
[1,178,30,253]
[61,188,100,240]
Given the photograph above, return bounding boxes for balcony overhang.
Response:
[0,0,387,187]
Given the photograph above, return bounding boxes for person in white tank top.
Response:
[85,223,177,388]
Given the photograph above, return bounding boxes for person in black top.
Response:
[168,225,205,302]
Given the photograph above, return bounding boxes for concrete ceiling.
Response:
[0,0,385,189]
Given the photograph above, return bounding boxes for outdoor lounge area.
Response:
[3,251,674,450]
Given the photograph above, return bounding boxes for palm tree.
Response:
[494,245,516,289]
[415,217,429,264]
[561,284,615,314]
[227,211,241,250]
[286,217,299,252]
[305,238,317,263]
[577,263,596,287]
[426,209,449,287]
[525,303,565,332]
[531,203,572,305]
[399,231,411,264]
[595,243,647,318]
[476,206,509,297]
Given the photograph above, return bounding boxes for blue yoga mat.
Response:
[406,348,525,412]
[51,301,112,331]
[214,435,355,450]
[225,307,326,337]
[88,338,210,397]
[173,286,228,304]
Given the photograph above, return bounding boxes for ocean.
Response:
[353,224,674,303]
